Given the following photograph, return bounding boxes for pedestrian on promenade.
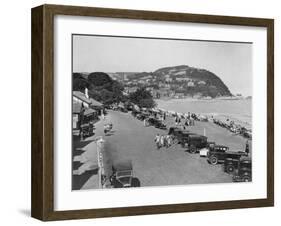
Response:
[167,135,172,147]
[191,118,195,126]
[163,135,168,148]
[104,124,108,134]
[79,129,84,141]
[101,112,105,121]
[144,118,147,127]
[160,135,164,149]
[154,134,160,149]
[245,140,250,154]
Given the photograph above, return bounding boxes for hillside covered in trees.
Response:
[73,72,125,105]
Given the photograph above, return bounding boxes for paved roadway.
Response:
[97,110,245,187]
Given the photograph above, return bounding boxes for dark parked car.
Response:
[147,118,167,130]
[232,157,252,182]
[207,145,248,165]
[177,130,197,144]
[168,127,184,138]
[118,106,128,113]
[181,134,208,153]
[131,110,140,117]
[224,157,240,174]
[124,102,133,111]
[80,123,94,138]
[136,113,150,121]
[109,160,140,188]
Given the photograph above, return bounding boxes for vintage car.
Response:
[109,160,140,188]
[131,110,140,117]
[181,134,208,153]
[223,155,250,174]
[136,112,150,121]
[168,127,183,137]
[232,157,252,182]
[80,122,94,138]
[177,130,197,144]
[147,118,167,130]
[207,145,248,165]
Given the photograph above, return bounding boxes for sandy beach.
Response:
[156,98,252,129]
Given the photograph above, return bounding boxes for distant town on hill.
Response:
[107,65,232,99]
[74,65,234,100]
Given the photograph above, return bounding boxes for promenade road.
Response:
[99,110,241,187]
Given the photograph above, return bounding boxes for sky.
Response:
[73,35,252,96]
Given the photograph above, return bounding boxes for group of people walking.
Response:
[175,116,195,127]
[104,122,113,134]
[154,134,173,149]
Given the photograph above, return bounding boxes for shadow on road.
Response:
[72,168,98,190]
[72,135,98,190]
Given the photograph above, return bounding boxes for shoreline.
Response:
[155,97,250,102]
[155,98,252,130]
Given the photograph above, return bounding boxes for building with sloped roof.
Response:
[73,91,91,108]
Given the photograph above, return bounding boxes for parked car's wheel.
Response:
[209,155,218,165]
[189,144,197,154]
[131,177,141,187]
[226,164,235,173]
[242,174,251,182]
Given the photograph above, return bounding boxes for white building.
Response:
[73,90,91,108]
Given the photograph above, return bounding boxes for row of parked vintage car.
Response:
[107,107,251,188]
[130,108,252,183]
[132,110,167,130]
[168,126,252,182]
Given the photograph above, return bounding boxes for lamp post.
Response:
[96,137,105,188]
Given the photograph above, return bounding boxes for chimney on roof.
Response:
[85,88,89,99]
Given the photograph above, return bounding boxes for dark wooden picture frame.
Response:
[31,4,274,221]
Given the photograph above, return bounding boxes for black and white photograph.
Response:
[72,34,252,190]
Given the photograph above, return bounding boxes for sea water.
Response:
[156,98,252,127]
